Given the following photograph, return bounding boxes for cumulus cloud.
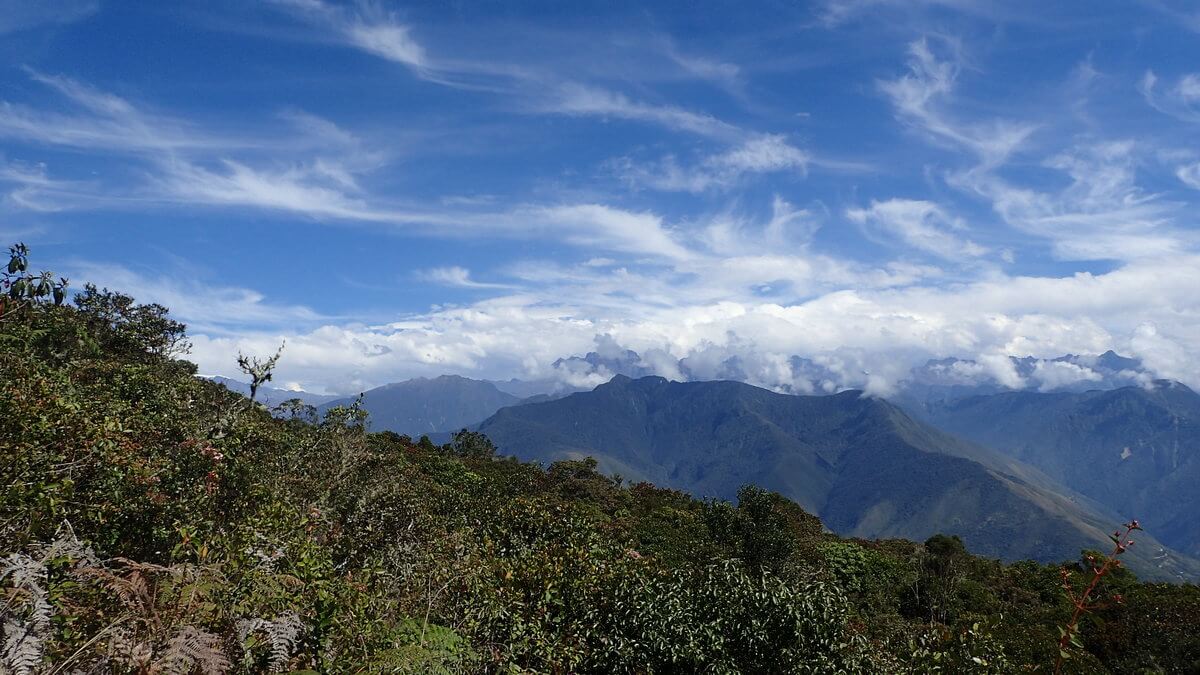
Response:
[1030,360,1101,391]
[16,15,1200,405]
[165,251,1200,396]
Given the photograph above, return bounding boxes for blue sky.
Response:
[4,0,1200,395]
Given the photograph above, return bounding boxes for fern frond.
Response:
[107,625,154,670]
[72,566,154,616]
[2,619,44,675]
[236,612,305,672]
[0,554,46,596]
[42,527,99,567]
[1,551,51,675]
[153,626,230,675]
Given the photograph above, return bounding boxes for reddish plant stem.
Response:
[1053,521,1139,675]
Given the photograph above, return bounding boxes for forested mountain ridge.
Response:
[4,245,1200,673]
[477,375,1200,581]
[909,381,1200,558]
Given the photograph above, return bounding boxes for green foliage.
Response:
[72,283,191,360]
[3,242,1199,673]
[820,540,911,614]
[1,243,68,318]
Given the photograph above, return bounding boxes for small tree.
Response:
[237,342,285,403]
[449,429,497,460]
[72,283,190,359]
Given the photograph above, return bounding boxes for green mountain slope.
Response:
[910,381,1200,557]
[478,375,1200,580]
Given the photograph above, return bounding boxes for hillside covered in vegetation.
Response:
[3,245,1200,673]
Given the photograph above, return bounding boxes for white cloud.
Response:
[0,0,97,34]
[153,158,399,222]
[271,0,427,70]
[817,0,1001,26]
[953,141,1188,261]
[1140,69,1200,123]
[66,262,327,336]
[1175,162,1200,189]
[163,240,1200,397]
[879,38,1035,167]
[663,46,740,89]
[0,70,237,155]
[419,266,513,289]
[546,83,741,139]
[1031,360,1101,391]
[619,135,809,192]
[523,204,695,261]
[0,161,94,212]
[876,44,1189,262]
[847,199,988,259]
[0,72,715,261]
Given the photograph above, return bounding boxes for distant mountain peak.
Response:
[319,375,520,436]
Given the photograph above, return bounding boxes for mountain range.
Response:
[213,348,1161,433]
[475,375,1200,580]
[909,380,1200,558]
[209,350,1200,578]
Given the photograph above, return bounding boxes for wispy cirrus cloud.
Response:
[0,70,240,154]
[544,82,741,139]
[418,266,515,290]
[270,0,426,70]
[879,38,1036,167]
[1139,70,1200,123]
[521,204,694,261]
[266,0,818,198]
[615,134,809,192]
[846,199,988,260]
[66,260,328,335]
[0,0,97,34]
[815,0,1023,28]
[951,141,1187,261]
[878,39,1191,263]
